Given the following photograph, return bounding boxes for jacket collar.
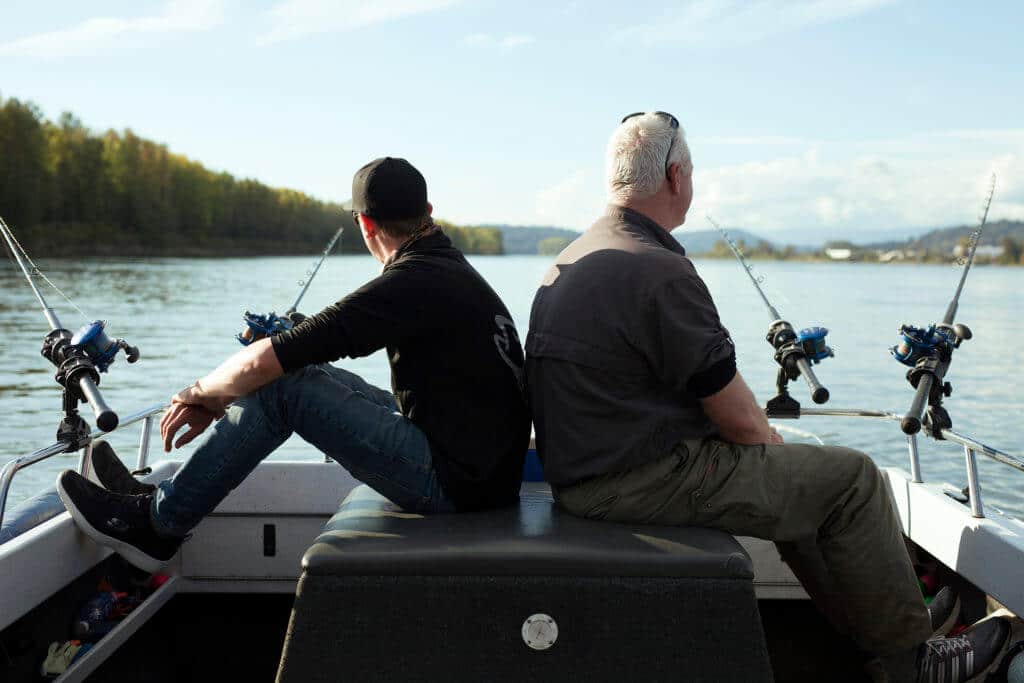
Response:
[604,205,687,257]
[385,229,450,268]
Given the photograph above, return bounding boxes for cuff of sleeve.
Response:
[688,354,737,399]
[270,333,301,374]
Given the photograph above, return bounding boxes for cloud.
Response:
[262,0,461,44]
[462,33,535,48]
[616,0,897,47]
[0,0,225,58]
[524,130,1024,237]
[690,131,1024,239]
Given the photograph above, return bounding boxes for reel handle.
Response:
[901,374,933,435]
[796,357,829,404]
[78,376,118,432]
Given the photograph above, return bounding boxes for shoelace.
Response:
[920,635,973,682]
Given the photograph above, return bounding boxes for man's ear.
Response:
[360,214,378,239]
[667,163,684,195]
[426,201,433,216]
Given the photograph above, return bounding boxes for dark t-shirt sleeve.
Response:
[647,274,736,396]
[271,265,429,373]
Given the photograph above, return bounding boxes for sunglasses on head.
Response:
[621,111,679,128]
[620,111,680,174]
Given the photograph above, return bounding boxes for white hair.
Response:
[606,113,691,202]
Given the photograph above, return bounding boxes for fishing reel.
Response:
[70,321,140,372]
[892,322,972,437]
[41,322,139,445]
[764,321,833,417]
[237,311,306,346]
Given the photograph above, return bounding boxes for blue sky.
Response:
[2,0,1022,241]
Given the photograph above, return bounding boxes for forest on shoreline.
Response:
[0,97,502,257]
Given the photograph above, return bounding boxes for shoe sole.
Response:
[57,475,169,574]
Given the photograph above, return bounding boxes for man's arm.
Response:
[186,338,284,408]
[160,339,284,451]
[700,370,781,445]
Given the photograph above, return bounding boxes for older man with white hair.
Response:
[524,111,1008,682]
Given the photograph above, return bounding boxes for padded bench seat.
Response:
[277,484,772,683]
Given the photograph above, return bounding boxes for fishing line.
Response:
[0,213,139,437]
[893,175,997,436]
[0,215,90,322]
[238,226,344,344]
[706,215,833,412]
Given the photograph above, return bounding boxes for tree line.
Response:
[0,96,502,256]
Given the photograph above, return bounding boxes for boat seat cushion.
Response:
[302,482,754,579]
[278,484,771,683]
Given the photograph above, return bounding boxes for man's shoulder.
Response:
[557,224,695,282]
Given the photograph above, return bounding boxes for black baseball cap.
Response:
[350,157,428,221]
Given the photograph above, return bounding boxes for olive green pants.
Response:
[552,438,932,660]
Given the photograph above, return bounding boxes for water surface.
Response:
[2,256,1021,518]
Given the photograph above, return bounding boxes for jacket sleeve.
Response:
[646,274,736,397]
[271,265,431,372]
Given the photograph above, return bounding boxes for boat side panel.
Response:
[885,467,1024,616]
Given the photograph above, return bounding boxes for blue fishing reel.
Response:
[891,324,955,367]
[69,321,140,373]
[796,327,833,363]
[237,311,306,346]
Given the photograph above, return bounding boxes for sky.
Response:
[2,0,1023,243]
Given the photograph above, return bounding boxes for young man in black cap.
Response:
[57,157,531,572]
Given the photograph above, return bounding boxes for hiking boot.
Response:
[928,586,961,637]
[57,470,181,574]
[917,616,1010,682]
[89,442,155,496]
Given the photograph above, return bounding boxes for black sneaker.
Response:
[57,470,181,573]
[917,617,1010,682]
[89,442,156,496]
[928,587,961,637]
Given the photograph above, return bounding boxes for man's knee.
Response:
[815,446,882,487]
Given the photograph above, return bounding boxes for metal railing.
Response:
[0,404,166,530]
[798,407,1024,519]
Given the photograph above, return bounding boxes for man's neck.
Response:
[615,196,680,233]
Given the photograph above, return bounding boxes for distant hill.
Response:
[493,224,778,256]
[861,219,1024,253]
[491,225,581,254]
[676,228,771,255]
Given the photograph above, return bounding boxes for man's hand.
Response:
[172,382,229,417]
[160,403,218,452]
[769,426,785,444]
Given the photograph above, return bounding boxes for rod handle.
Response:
[78,376,119,432]
[901,374,933,435]
[796,357,829,404]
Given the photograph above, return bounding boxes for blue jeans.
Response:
[151,364,456,538]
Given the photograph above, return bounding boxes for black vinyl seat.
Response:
[277,483,772,683]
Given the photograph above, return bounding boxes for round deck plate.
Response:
[522,614,558,651]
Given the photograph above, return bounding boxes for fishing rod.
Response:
[893,175,996,436]
[706,216,833,416]
[238,226,344,345]
[0,215,139,443]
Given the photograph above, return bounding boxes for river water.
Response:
[1,255,1022,519]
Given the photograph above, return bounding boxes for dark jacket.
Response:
[526,206,735,486]
[273,231,530,510]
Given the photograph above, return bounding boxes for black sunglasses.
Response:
[621,111,680,174]
[621,111,679,128]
